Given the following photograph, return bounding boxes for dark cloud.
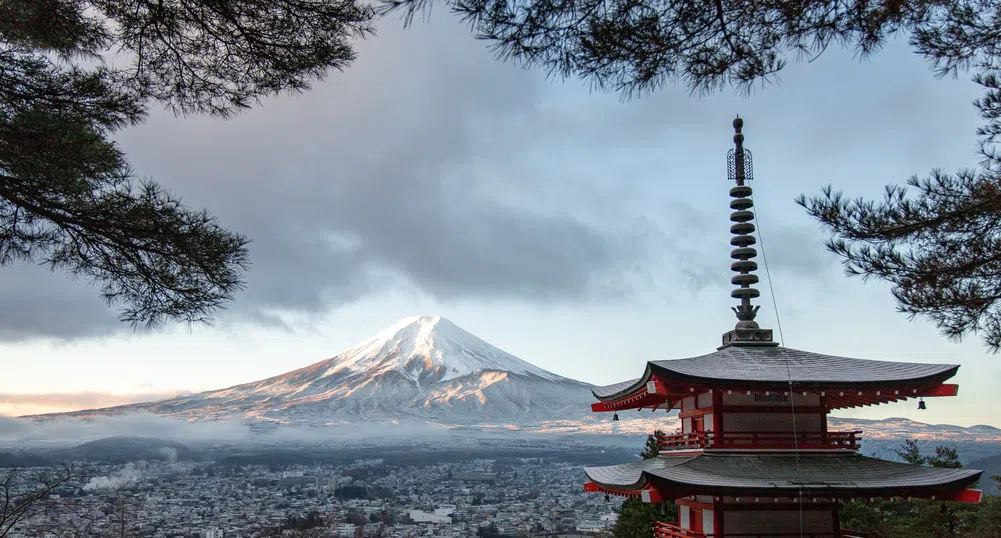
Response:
[0,16,661,340]
[0,263,120,341]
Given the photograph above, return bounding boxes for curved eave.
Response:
[584,454,983,501]
[645,362,959,393]
[643,472,983,500]
[591,376,648,400]
[591,346,961,405]
[584,454,699,491]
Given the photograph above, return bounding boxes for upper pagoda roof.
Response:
[592,345,959,401]
[584,453,982,499]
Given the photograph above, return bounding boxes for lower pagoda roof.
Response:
[584,453,982,499]
[592,345,959,401]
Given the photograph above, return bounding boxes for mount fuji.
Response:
[47,316,599,426]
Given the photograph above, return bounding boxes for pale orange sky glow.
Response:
[0,391,188,417]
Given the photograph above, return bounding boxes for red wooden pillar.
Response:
[712,389,723,449]
[691,507,704,534]
[833,498,841,537]
[713,497,724,538]
[820,393,828,435]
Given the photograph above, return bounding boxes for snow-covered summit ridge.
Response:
[321,315,565,386]
[32,315,594,424]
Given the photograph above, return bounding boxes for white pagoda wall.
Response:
[676,504,714,535]
[723,508,835,535]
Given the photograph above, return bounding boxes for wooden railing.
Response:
[657,431,862,451]
[652,522,873,538]
[653,522,705,538]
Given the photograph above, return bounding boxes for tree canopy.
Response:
[2,0,374,328]
[640,429,666,459]
[382,0,995,98]
[798,72,1001,351]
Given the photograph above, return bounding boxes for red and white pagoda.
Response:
[582,118,984,538]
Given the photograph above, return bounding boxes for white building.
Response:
[334,523,357,538]
[433,505,456,517]
[409,510,452,524]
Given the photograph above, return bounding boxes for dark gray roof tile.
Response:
[591,379,643,398]
[593,345,959,401]
[584,453,981,496]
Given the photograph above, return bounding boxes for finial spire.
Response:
[721,117,776,348]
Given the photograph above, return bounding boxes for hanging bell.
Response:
[612,413,619,421]
[918,398,927,410]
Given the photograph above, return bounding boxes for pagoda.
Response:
[582,118,984,538]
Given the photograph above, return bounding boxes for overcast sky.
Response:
[2,13,999,427]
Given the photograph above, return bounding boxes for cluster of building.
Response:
[9,457,620,538]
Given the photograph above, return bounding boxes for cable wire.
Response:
[751,198,805,538]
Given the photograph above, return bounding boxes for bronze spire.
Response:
[721,117,776,348]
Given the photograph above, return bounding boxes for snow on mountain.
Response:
[45,316,596,425]
[315,315,566,386]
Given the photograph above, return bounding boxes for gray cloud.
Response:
[0,16,659,340]
[644,199,838,297]
[0,22,978,342]
[0,264,120,341]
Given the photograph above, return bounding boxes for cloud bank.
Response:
[0,411,656,450]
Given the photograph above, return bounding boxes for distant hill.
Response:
[825,417,1001,464]
[0,451,54,467]
[829,417,1001,442]
[967,454,1001,496]
[52,436,192,463]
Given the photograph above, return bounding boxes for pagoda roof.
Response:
[584,453,982,499]
[592,345,958,400]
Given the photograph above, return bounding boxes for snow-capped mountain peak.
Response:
[40,315,594,424]
[319,315,563,386]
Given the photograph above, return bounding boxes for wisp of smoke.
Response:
[157,446,179,463]
[83,463,144,491]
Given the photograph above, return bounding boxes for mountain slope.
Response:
[48,316,595,424]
